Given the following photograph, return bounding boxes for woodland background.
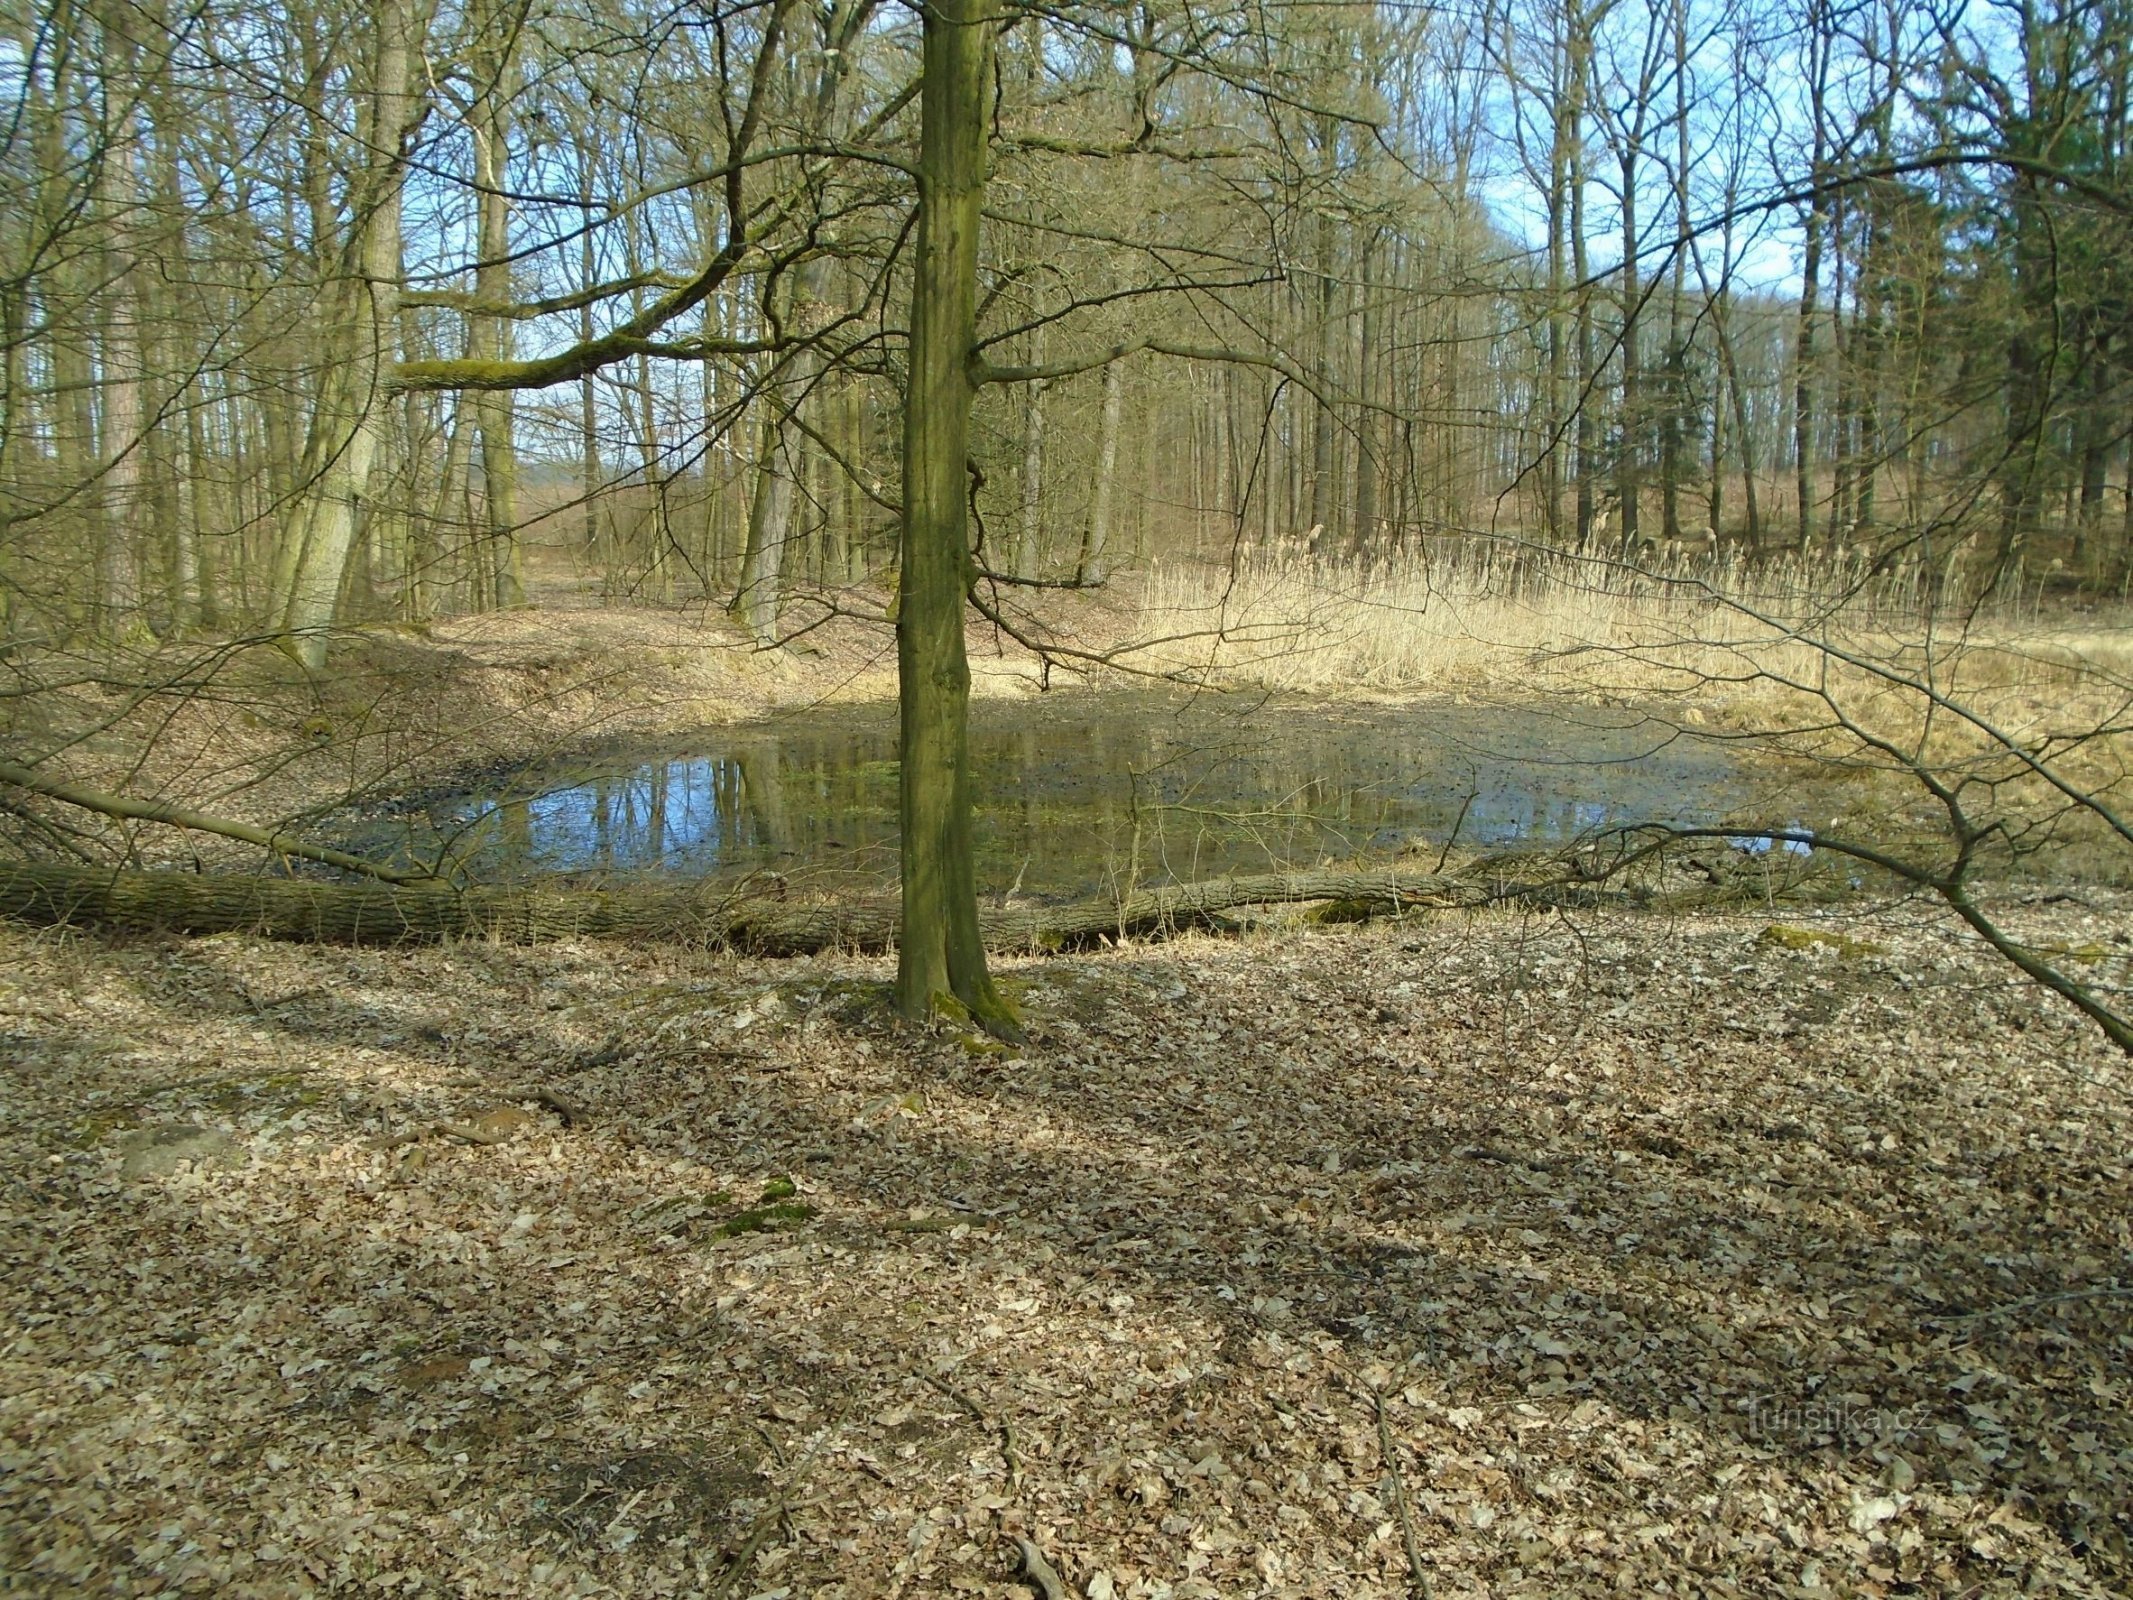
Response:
[6,0,2133,658]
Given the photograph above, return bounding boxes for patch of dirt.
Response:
[0,893,2129,1597]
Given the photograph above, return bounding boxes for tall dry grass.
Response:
[1125,541,2133,713]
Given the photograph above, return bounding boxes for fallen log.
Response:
[0,861,1559,953]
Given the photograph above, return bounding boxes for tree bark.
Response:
[1016,377,1047,577]
[1793,0,1833,552]
[734,383,794,639]
[896,0,1019,1037]
[1567,4,1596,546]
[272,0,422,667]
[1079,358,1124,582]
[471,0,525,610]
[0,761,437,883]
[95,2,146,636]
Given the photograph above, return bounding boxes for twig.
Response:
[925,1371,1020,1485]
[1373,1388,1435,1600]
[1012,1535,1072,1600]
[0,759,437,884]
[504,1085,589,1126]
[705,1507,779,1600]
[707,1394,847,1600]
[1924,1284,2132,1326]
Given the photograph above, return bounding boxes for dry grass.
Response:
[1121,549,2133,886]
[1128,546,2133,708]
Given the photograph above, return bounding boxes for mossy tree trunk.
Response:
[895,0,1020,1039]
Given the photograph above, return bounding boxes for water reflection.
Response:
[354,695,1762,896]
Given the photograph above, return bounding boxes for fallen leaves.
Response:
[0,894,2128,1596]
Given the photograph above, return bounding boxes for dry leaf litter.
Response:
[2,896,2129,1598]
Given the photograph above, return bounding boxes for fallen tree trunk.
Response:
[0,861,1568,954]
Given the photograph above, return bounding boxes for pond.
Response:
[348,692,1785,899]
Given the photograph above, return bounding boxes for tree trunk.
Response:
[471,8,524,610]
[1568,7,1596,545]
[273,0,420,668]
[1545,34,1573,546]
[1308,123,1340,545]
[734,393,793,639]
[1660,0,1689,544]
[94,15,146,636]
[0,862,1571,953]
[1793,0,1833,552]
[1616,149,1642,555]
[1015,377,1047,577]
[1079,358,1124,582]
[1353,232,1381,555]
[895,0,1018,1037]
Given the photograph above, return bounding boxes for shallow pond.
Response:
[352,693,1787,898]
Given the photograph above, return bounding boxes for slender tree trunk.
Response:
[1080,358,1124,582]
[1016,377,1047,577]
[1545,27,1573,545]
[1616,149,1642,554]
[1308,118,1340,545]
[895,0,1017,1036]
[1794,0,1833,552]
[1353,232,1381,555]
[1660,0,1689,543]
[1999,178,2050,564]
[471,7,523,609]
[95,5,146,635]
[730,14,865,635]
[1695,214,1762,547]
[184,385,218,625]
[1568,9,1596,544]
[734,393,792,638]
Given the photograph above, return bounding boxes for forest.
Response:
[2,0,2131,1593]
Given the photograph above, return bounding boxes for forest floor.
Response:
[3,892,2130,1598]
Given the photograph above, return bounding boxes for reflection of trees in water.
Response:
[436,703,1747,888]
[505,756,757,872]
[736,749,789,853]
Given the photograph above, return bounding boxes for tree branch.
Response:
[0,763,436,885]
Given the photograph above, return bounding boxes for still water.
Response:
[352,693,1765,898]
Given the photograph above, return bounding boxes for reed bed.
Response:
[1126,540,2133,714]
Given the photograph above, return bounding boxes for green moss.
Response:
[635,1190,733,1230]
[63,1107,141,1148]
[1756,923,1883,958]
[926,990,974,1026]
[756,1176,798,1202]
[2036,941,2110,965]
[712,1202,818,1238]
[882,1216,954,1234]
[822,978,897,1026]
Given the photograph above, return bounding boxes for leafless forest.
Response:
[7,0,2133,639]
[3,0,2132,1594]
